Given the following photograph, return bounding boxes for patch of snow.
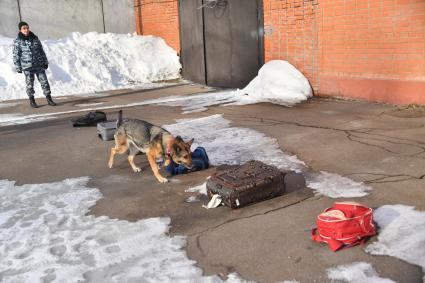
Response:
[0,92,230,127]
[186,182,208,195]
[164,115,371,198]
[0,177,248,282]
[366,205,425,282]
[0,102,18,109]
[0,32,181,101]
[185,196,201,203]
[153,91,237,113]
[0,113,55,126]
[327,262,396,283]
[306,171,372,198]
[0,95,197,127]
[164,114,305,172]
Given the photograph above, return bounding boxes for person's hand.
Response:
[43,65,48,70]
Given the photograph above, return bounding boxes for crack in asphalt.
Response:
[189,194,314,241]
[344,172,425,184]
[222,114,425,159]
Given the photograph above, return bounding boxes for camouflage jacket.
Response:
[13,31,48,72]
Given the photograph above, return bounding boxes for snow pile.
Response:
[234,60,312,106]
[0,177,247,282]
[155,60,313,112]
[164,114,371,198]
[327,262,395,283]
[366,205,425,282]
[0,32,181,101]
[307,171,372,198]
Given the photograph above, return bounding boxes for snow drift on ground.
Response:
[155,60,313,112]
[0,32,180,101]
[366,205,425,282]
[234,60,312,106]
[0,177,248,282]
[327,262,395,283]
[164,114,371,198]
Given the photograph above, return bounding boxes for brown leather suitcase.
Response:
[207,160,300,208]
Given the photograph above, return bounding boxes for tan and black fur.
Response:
[108,111,193,183]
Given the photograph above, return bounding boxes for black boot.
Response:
[29,96,38,108]
[46,94,56,106]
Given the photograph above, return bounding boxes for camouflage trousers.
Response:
[24,68,51,97]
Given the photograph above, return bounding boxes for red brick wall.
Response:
[263,0,320,91]
[135,0,180,52]
[318,0,425,104]
[264,0,425,105]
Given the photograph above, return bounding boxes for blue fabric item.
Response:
[166,147,209,175]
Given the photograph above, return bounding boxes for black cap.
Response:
[18,21,29,30]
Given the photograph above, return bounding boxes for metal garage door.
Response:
[179,0,263,88]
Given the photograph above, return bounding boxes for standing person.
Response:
[13,22,56,108]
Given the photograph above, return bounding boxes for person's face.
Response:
[20,25,29,36]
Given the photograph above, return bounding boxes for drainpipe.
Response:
[134,0,143,35]
[17,0,22,22]
[100,0,106,33]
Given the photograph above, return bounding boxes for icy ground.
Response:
[164,114,371,198]
[0,32,181,101]
[0,177,247,283]
[327,262,395,283]
[366,205,425,282]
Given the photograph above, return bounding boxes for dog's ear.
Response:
[186,138,194,147]
[175,136,184,143]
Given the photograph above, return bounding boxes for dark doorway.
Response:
[179,0,264,88]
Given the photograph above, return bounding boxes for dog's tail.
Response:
[116,110,123,128]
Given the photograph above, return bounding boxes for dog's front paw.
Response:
[133,167,142,173]
[108,161,113,168]
[159,177,169,183]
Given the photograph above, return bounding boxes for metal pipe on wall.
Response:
[100,0,106,33]
[16,0,22,21]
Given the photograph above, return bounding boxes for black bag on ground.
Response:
[71,111,107,127]
[206,160,305,209]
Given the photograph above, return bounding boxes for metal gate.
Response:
[179,0,263,88]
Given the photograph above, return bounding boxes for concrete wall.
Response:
[0,0,136,39]
[0,0,21,37]
[103,0,135,35]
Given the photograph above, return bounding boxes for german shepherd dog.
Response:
[108,111,193,183]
